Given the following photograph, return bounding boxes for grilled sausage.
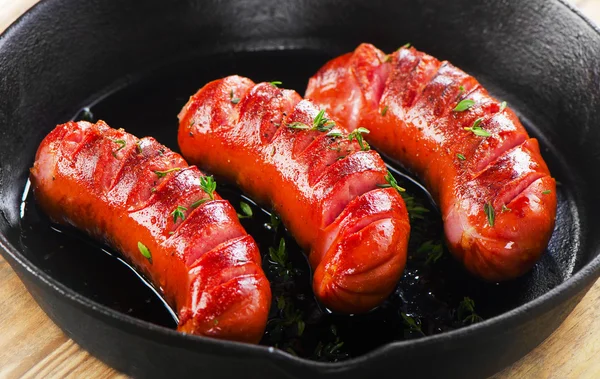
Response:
[30,120,271,343]
[178,76,410,313]
[306,43,557,281]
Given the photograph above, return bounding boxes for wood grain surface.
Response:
[1,0,599,378]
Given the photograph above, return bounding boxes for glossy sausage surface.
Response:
[306,43,557,281]
[30,120,271,343]
[178,76,410,313]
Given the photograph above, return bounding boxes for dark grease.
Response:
[19,50,563,362]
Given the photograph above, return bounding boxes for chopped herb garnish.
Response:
[542,190,552,195]
[326,131,344,138]
[287,110,335,132]
[313,325,347,361]
[286,121,310,130]
[171,205,187,223]
[378,170,406,193]
[190,198,208,208]
[347,127,371,151]
[459,85,465,93]
[384,54,392,63]
[464,118,491,137]
[138,241,152,262]
[381,105,389,116]
[154,167,181,178]
[229,89,240,104]
[135,141,143,154]
[199,175,216,200]
[454,99,475,112]
[457,297,483,325]
[403,193,430,220]
[499,101,507,112]
[112,139,126,152]
[400,42,411,49]
[401,313,425,336]
[213,319,219,325]
[484,202,495,227]
[502,204,511,213]
[269,81,282,87]
[313,109,336,132]
[237,201,253,219]
[457,153,466,161]
[269,238,294,279]
[418,240,444,265]
[269,212,281,232]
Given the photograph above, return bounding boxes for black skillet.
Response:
[1,0,600,377]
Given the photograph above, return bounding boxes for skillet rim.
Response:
[0,0,599,371]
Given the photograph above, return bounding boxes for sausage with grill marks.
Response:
[178,76,410,313]
[306,43,557,281]
[30,120,271,343]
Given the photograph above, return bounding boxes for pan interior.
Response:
[11,48,585,361]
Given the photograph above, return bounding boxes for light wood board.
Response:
[1,0,599,377]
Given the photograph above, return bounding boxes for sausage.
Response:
[305,43,557,281]
[29,120,271,343]
[178,76,410,313]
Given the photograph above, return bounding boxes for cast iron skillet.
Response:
[1,0,600,377]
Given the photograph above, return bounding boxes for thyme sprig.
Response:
[457,297,483,325]
[347,127,370,151]
[464,118,491,137]
[237,201,253,219]
[171,205,187,223]
[154,167,181,178]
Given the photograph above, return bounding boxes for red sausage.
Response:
[30,120,271,343]
[306,43,557,281]
[178,76,410,313]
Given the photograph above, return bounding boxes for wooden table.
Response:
[1,0,600,377]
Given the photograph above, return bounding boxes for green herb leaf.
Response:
[297,320,305,336]
[401,313,425,336]
[502,204,511,213]
[454,99,475,112]
[457,297,483,325]
[171,205,188,223]
[400,42,411,49]
[381,105,389,116]
[347,127,371,151]
[499,101,507,112]
[199,175,216,200]
[269,81,283,87]
[484,202,495,227]
[542,190,552,195]
[113,139,126,150]
[269,238,293,279]
[378,170,406,193]
[463,118,491,137]
[230,89,240,104]
[190,198,209,208]
[154,167,182,178]
[138,241,152,262]
[417,240,444,265]
[237,201,253,219]
[269,212,281,232]
[276,296,286,310]
[286,121,311,130]
[326,131,343,138]
[456,153,466,161]
[313,109,336,132]
[384,54,392,63]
